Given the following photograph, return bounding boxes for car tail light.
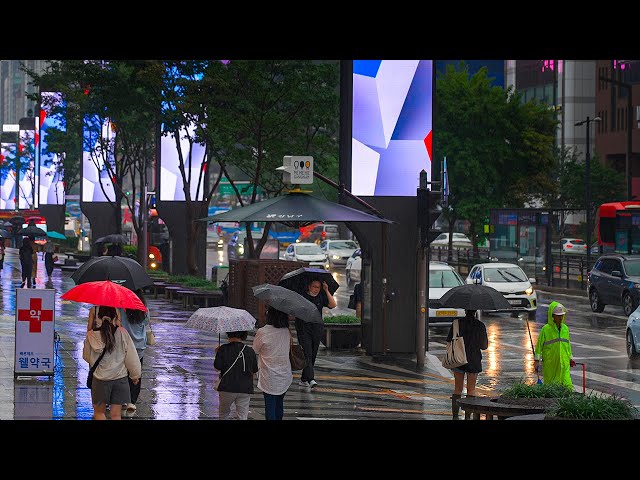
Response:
[322,231,326,239]
[567,244,573,248]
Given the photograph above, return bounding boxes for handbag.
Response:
[441,319,468,369]
[146,323,156,346]
[86,348,108,389]
[216,344,246,390]
[289,335,306,371]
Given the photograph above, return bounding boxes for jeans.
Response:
[263,392,286,420]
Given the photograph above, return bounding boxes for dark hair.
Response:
[226,331,248,340]
[96,306,118,353]
[266,307,289,328]
[125,289,147,324]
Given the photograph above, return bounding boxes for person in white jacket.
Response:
[83,306,141,420]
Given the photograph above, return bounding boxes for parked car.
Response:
[431,232,473,249]
[626,303,640,359]
[304,223,340,244]
[345,248,361,287]
[320,239,359,269]
[428,261,466,326]
[283,242,328,269]
[588,254,640,316]
[561,238,587,254]
[227,229,264,261]
[466,262,537,318]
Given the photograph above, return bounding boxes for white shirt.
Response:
[253,325,292,395]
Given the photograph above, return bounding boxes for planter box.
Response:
[321,324,362,349]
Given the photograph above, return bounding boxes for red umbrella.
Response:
[61,280,147,311]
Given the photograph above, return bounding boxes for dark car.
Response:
[588,254,640,316]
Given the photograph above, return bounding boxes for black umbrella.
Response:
[95,233,128,244]
[252,283,322,324]
[20,225,47,237]
[279,267,340,295]
[71,256,153,291]
[200,191,394,227]
[439,283,512,311]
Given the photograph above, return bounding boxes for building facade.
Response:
[0,60,48,127]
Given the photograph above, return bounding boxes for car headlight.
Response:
[525,287,534,295]
[238,244,244,254]
[332,255,340,260]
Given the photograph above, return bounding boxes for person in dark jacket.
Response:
[214,330,259,420]
[446,310,488,420]
[19,238,34,288]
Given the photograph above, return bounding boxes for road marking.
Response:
[574,369,640,393]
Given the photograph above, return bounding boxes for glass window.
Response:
[624,259,640,276]
[429,269,463,288]
[484,266,528,282]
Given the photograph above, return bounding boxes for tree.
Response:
[435,63,557,254]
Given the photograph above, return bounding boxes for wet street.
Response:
[2,244,640,420]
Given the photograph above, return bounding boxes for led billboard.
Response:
[0,142,17,209]
[18,119,38,209]
[82,115,116,202]
[351,60,433,196]
[39,92,66,205]
[159,123,206,202]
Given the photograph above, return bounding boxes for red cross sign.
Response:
[18,298,54,333]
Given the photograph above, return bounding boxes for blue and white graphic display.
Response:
[39,92,66,205]
[82,115,116,202]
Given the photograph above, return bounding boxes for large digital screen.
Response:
[351,60,433,196]
[39,92,66,205]
[159,123,206,201]
[0,142,17,209]
[82,115,116,202]
[18,122,38,209]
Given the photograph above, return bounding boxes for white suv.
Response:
[428,262,466,325]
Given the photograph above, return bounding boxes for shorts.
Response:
[91,376,131,406]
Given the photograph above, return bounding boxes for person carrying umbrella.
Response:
[534,302,575,390]
[18,238,34,288]
[447,310,488,420]
[293,278,336,389]
[82,305,141,420]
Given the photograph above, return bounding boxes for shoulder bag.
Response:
[216,344,246,390]
[86,348,108,389]
[146,321,157,346]
[441,319,468,369]
[289,334,306,371]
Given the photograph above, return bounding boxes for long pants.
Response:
[44,252,54,276]
[263,392,286,420]
[21,263,32,288]
[295,319,323,383]
[128,357,143,404]
[219,392,251,420]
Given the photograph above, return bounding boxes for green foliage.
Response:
[122,245,138,257]
[435,63,557,248]
[323,314,360,324]
[546,393,637,420]
[168,275,219,291]
[501,380,573,399]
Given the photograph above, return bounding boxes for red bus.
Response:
[596,201,640,254]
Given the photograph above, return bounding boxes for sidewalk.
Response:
[0,248,457,420]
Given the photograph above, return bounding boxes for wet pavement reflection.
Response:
[1,247,461,420]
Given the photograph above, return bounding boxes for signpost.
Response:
[278,156,314,185]
[14,288,55,378]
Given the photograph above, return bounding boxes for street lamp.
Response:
[575,116,601,270]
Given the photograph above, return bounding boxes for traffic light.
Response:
[417,187,442,247]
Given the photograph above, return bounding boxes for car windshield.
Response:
[484,267,528,282]
[297,245,323,255]
[329,241,358,250]
[429,269,463,288]
[624,259,640,276]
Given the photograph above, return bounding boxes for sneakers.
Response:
[126,403,137,412]
[309,380,318,388]
[298,380,310,387]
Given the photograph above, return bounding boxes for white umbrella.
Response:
[185,306,257,337]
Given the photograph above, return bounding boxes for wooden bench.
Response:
[164,285,184,302]
[455,396,547,420]
[147,281,171,299]
[185,290,224,309]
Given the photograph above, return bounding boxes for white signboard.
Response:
[14,289,55,377]
[280,155,314,185]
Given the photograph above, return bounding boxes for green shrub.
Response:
[168,275,219,290]
[501,381,573,399]
[323,314,360,324]
[546,393,637,420]
[123,245,138,257]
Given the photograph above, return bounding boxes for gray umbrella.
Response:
[0,228,10,238]
[439,283,512,311]
[200,191,393,227]
[252,283,322,324]
[21,225,47,237]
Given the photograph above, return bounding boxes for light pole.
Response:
[575,116,601,270]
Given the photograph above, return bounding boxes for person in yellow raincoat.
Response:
[534,301,576,389]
